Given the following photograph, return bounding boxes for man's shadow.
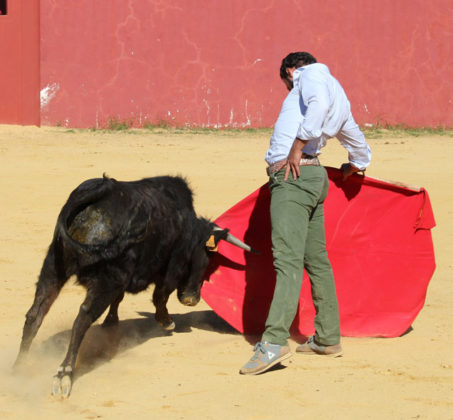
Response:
[326,166,364,200]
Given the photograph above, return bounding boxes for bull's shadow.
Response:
[39,309,238,380]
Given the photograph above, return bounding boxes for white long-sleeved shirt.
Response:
[265,63,371,170]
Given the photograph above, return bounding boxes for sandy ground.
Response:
[0,125,452,419]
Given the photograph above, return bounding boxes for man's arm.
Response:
[337,120,372,180]
[285,77,330,181]
[284,138,307,181]
[296,78,330,141]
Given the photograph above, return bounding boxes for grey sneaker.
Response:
[296,335,343,357]
[239,342,291,375]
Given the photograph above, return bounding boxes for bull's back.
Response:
[134,176,195,212]
[57,175,196,262]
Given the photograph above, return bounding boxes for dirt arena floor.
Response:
[0,124,452,419]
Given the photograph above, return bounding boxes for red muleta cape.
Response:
[201,167,436,338]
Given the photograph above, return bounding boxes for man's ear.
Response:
[286,66,296,80]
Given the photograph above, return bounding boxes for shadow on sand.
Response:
[38,309,240,381]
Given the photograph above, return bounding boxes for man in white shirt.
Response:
[240,52,371,375]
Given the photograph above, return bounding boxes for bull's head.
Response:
[177,224,259,307]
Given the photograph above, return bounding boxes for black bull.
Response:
[14,175,257,397]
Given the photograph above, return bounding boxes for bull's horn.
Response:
[213,226,260,254]
[226,233,260,254]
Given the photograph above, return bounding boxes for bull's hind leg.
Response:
[152,285,176,331]
[101,292,125,327]
[52,284,122,398]
[14,241,69,367]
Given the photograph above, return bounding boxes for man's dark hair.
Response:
[279,52,317,80]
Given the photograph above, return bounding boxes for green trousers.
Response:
[261,165,340,346]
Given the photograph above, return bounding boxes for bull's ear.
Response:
[206,228,229,252]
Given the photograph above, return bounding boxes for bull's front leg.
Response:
[152,285,175,331]
[101,292,125,327]
[52,286,121,398]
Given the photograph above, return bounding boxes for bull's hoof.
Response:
[52,367,73,398]
[156,318,175,331]
[12,354,26,371]
[155,314,175,331]
[162,321,175,331]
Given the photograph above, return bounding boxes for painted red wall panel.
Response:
[39,0,452,128]
[0,1,40,126]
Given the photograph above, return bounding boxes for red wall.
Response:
[0,0,40,126]
[22,1,453,128]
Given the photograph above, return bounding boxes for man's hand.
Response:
[284,138,306,181]
[341,163,359,181]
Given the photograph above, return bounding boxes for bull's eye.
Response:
[205,234,218,252]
